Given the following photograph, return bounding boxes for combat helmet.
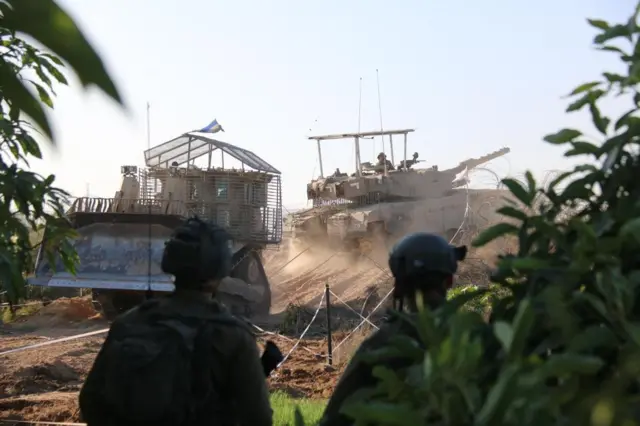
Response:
[161,216,232,285]
[389,232,467,309]
[389,232,467,279]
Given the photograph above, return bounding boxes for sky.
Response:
[29,0,634,211]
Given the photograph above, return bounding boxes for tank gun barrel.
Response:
[443,147,510,175]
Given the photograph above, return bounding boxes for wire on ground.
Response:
[276,289,326,369]
[0,328,109,357]
[329,290,379,330]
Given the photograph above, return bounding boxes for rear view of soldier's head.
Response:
[161,216,232,292]
[388,232,467,311]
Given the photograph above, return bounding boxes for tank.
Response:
[28,131,283,319]
[290,128,511,256]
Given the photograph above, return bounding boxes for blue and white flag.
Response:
[199,118,224,134]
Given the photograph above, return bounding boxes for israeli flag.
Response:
[199,119,224,134]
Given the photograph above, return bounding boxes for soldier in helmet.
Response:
[376,152,395,171]
[79,217,273,426]
[319,232,467,426]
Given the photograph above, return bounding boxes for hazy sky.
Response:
[30,0,633,210]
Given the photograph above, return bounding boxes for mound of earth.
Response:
[0,359,81,398]
[0,332,105,423]
[12,296,100,330]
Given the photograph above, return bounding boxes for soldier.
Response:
[376,152,395,171]
[79,217,273,426]
[319,232,467,426]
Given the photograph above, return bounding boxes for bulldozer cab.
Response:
[28,131,282,315]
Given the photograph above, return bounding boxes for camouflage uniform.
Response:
[319,314,418,426]
[319,232,467,426]
[79,217,273,426]
[80,292,272,426]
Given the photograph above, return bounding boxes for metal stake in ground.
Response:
[325,282,333,366]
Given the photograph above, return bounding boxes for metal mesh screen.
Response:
[141,168,283,245]
[70,169,282,247]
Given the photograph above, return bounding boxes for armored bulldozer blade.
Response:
[28,212,272,320]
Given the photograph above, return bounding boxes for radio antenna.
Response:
[376,69,387,174]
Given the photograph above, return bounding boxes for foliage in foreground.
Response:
[294,5,640,426]
[0,0,123,302]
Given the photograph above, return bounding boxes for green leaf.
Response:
[543,129,582,144]
[388,335,425,361]
[566,141,600,157]
[594,24,632,44]
[568,81,602,96]
[619,217,640,244]
[0,58,53,139]
[577,293,609,318]
[496,206,528,222]
[340,402,423,426]
[603,72,626,84]
[524,171,536,193]
[493,321,513,352]
[598,45,628,56]
[501,178,533,206]
[560,176,594,201]
[472,223,519,247]
[38,56,68,85]
[41,52,63,66]
[476,364,519,425]
[589,103,610,134]
[509,299,534,359]
[566,90,606,112]
[614,109,638,130]
[567,325,618,352]
[538,354,604,377]
[548,170,574,190]
[623,322,640,347]
[293,406,306,426]
[3,0,123,106]
[371,366,406,398]
[31,82,53,108]
[587,19,610,30]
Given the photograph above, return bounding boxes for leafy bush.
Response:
[299,4,640,425]
[0,0,123,302]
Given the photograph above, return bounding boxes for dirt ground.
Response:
[0,301,365,423]
[0,297,352,423]
[0,235,494,423]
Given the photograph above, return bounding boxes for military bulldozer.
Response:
[290,128,511,256]
[28,132,283,319]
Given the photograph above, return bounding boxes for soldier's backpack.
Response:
[100,309,239,426]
